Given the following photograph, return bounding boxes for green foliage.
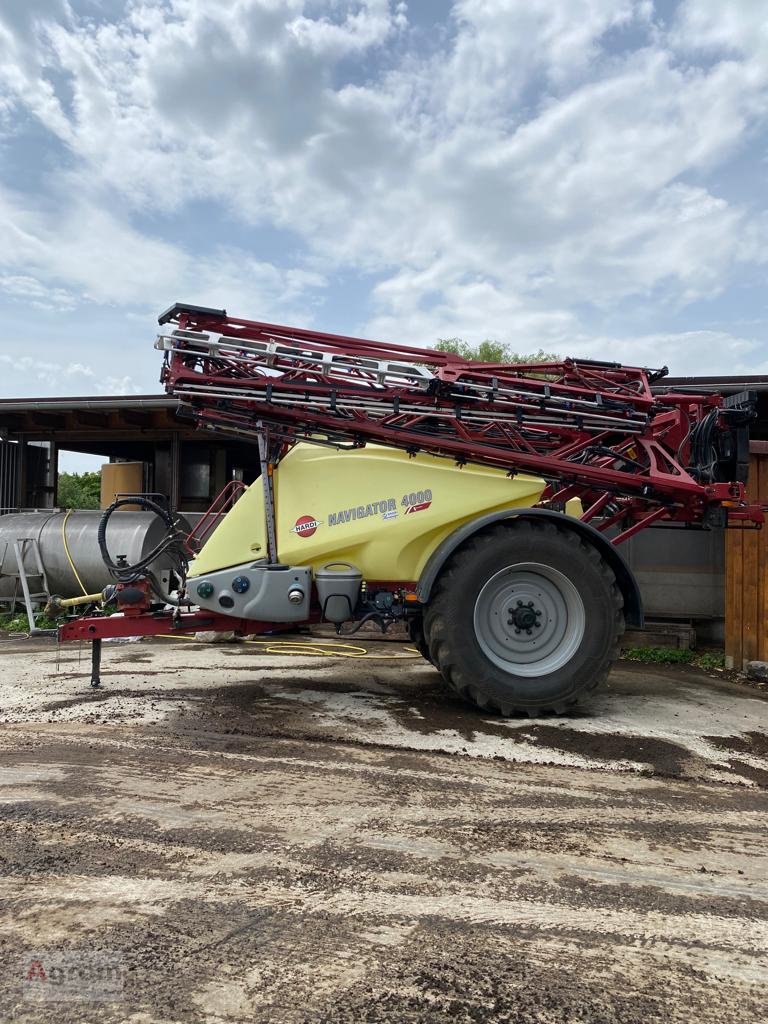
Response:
[57,470,101,510]
[621,646,725,671]
[0,611,60,632]
[622,646,695,664]
[695,652,726,671]
[435,338,559,364]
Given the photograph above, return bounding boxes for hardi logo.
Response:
[291,514,322,538]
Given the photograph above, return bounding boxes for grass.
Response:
[0,600,113,634]
[621,645,725,671]
[0,611,61,632]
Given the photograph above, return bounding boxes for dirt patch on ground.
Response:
[705,730,768,757]
[498,723,691,775]
[1,641,767,1020]
[0,725,766,1022]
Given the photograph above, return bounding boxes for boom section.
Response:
[156,304,763,539]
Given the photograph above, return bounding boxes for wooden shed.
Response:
[0,395,262,514]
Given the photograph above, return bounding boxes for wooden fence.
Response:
[725,442,768,669]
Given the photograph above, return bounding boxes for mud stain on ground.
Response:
[506,724,691,775]
[1,642,768,1019]
[0,730,766,1022]
[705,730,768,757]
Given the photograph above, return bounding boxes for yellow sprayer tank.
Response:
[189,444,552,582]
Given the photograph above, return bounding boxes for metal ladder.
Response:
[0,537,51,630]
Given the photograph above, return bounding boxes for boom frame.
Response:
[156,303,764,541]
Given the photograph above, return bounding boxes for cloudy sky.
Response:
[1,0,767,409]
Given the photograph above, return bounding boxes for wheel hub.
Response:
[473,562,586,677]
[508,601,540,631]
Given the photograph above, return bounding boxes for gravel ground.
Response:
[0,634,766,1022]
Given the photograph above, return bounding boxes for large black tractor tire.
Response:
[423,520,624,715]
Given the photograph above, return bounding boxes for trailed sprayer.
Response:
[55,303,763,714]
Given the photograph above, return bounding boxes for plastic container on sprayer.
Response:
[314,562,362,623]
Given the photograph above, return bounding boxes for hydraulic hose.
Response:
[689,409,718,482]
[97,496,189,604]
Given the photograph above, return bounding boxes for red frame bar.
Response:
[185,479,247,553]
[58,610,310,643]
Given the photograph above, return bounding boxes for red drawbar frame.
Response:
[58,610,317,643]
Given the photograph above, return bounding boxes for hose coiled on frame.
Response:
[97,496,189,604]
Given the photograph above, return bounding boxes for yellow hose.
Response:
[61,509,89,597]
[49,592,103,611]
[156,634,420,659]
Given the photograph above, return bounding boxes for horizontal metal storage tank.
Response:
[0,510,190,599]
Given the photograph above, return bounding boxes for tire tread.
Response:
[423,521,624,716]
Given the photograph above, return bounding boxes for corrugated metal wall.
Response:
[622,526,724,621]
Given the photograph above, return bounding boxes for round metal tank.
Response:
[0,511,191,599]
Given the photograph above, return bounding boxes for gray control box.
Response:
[190,563,312,622]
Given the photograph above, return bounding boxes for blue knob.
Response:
[232,575,250,594]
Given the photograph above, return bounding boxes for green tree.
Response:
[435,338,559,364]
[57,471,102,509]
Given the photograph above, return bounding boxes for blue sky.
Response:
[0,0,767,421]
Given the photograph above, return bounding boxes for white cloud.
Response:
[100,375,143,396]
[0,0,74,141]
[366,271,764,375]
[0,273,77,311]
[0,352,147,396]
[0,182,324,319]
[585,330,766,376]
[0,0,765,381]
[672,0,768,58]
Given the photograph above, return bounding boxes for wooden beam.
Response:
[26,412,67,430]
[74,411,111,429]
[118,409,152,428]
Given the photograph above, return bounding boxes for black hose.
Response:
[689,410,718,481]
[97,497,189,603]
[335,612,392,635]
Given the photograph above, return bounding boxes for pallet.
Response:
[622,620,696,650]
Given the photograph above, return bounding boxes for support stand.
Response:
[90,638,102,689]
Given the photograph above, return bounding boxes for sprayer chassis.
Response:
[57,303,764,714]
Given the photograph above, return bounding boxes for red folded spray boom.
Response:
[156,303,763,542]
